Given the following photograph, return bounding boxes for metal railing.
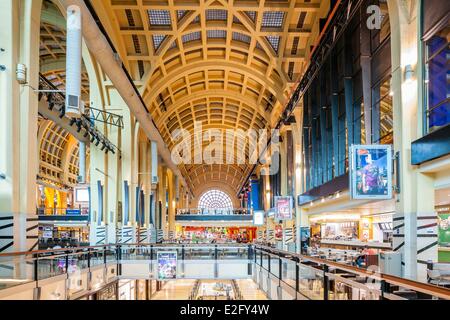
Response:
[253,245,450,300]
[1,243,449,300]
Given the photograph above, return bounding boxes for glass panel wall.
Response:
[424,25,450,133]
[301,0,391,192]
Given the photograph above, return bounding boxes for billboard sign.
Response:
[350,145,392,200]
[275,196,293,220]
[157,251,177,280]
[253,210,265,226]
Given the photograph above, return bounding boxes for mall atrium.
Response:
[0,0,449,303]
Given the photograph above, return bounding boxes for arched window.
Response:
[198,190,233,210]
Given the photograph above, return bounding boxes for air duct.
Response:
[65,5,82,118]
[58,0,192,196]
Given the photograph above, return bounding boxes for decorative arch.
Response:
[198,189,233,210]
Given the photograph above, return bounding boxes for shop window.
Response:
[425,25,450,133]
[353,99,365,144]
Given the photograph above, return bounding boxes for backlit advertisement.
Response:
[350,145,392,200]
[157,251,177,280]
[253,211,265,226]
[438,214,450,246]
[275,225,283,241]
[275,196,293,220]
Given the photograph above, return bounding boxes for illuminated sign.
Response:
[350,145,393,200]
[75,188,89,202]
[253,211,265,226]
[157,252,177,280]
[275,196,293,220]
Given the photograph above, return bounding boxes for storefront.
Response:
[177,226,257,243]
[305,197,395,251]
[436,188,450,263]
[86,281,118,300]
[38,222,89,249]
[118,280,136,300]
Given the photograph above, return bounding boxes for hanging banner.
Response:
[275,196,293,220]
[157,251,177,280]
[350,145,393,200]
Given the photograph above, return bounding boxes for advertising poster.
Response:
[350,145,392,200]
[300,227,310,253]
[438,214,450,246]
[253,210,265,226]
[275,225,283,241]
[275,196,293,220]
[157,251,177,280]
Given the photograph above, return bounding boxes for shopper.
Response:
[355,249,365,268]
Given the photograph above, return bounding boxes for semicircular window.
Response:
[198,190,233,210]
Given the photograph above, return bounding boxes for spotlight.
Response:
[100,142,106,151]
[95,138,100,147]
[69,118,76,126]
[90,135,95,143]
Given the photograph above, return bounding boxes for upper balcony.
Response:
[175,208,254,224]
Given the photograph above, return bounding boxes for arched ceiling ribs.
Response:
[91,0,329,195]
[142,61,286,110]
[155,90,271,126]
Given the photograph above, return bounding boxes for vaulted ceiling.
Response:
[92,0,330,195]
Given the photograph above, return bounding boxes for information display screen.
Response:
[350,145,392,200]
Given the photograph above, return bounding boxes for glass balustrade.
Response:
[0,244,449,301]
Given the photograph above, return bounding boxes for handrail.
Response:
[255,245,450,300]
[0,242,251,258]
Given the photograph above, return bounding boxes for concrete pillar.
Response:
[88,88,123,245]
[292,107,309,253]
[0,0,42,253]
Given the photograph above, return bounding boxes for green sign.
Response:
[438,214,450,246]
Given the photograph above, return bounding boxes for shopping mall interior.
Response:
[0,0,449,303]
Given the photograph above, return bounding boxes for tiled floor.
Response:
[235,279,268,300]
[150,279,268,300]
[151,279,197,300]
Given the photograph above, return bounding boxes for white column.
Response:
[0,0,42,253]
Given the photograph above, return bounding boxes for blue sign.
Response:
[66,209,81,215]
